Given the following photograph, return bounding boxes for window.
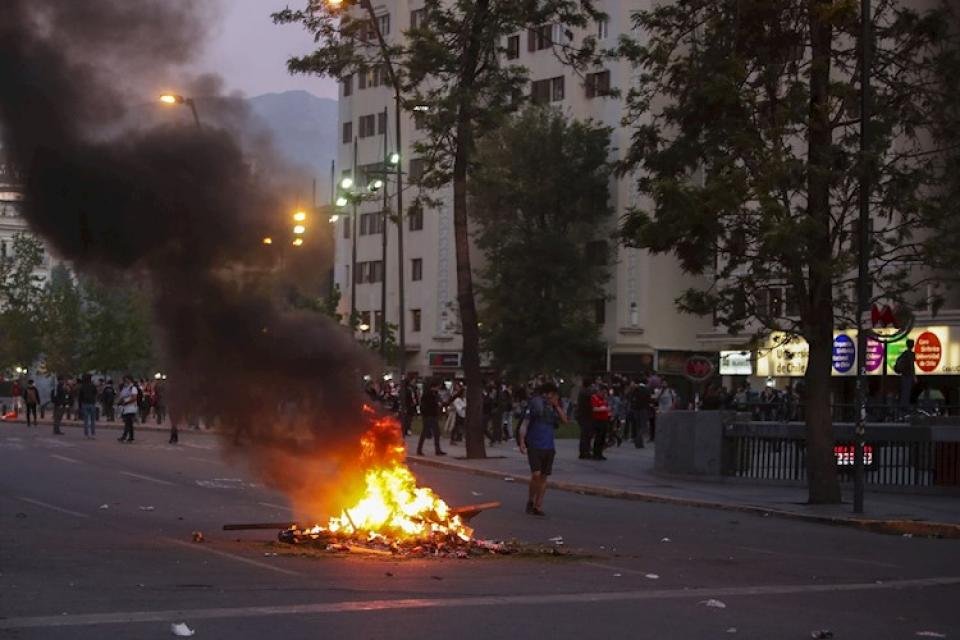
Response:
[358,114,376,138]
[408,205,424,231]
[358,69,367,90]
[594,298,606,325]
[377,13,390,36]
[377,110,387,135]
[360,212,384,236]
[408,158,425,183]
[371,260,383,283]
[374,310,384,333]
[585,240,608,265]
[527,24,552,51]
[342,74,353,97]
[342,121,353,144]
[344,264,350,287]
[411,309,422,333]
[356,261,384,284]
[596,18,609,39]
[585,70,611,98]
[343,216,350,239]
[785,286,800,317]
[411,258,423,281]
[551,76,565,101]
[414,111,427,130]
[410,8,425,29]
[506,34,520,60]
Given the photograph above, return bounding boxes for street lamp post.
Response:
[159,93,201,129]
[854,0,872,514]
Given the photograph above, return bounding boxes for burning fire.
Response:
[300,409,472,545]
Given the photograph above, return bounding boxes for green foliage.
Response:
[619,0,960,336]
[0,233,45,368]
[78,275,155,375]
[287,284,343,323]
[38,265,83,375]
[471,106,613,378]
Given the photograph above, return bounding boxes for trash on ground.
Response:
[471,491,483,496]
[915,632,947,638]
[503,477,515,482]
[645,573,660,580]
[263,552,278,557]
[810,630,834,639]
[139,506,155,512]
[548,536,564,545]
[613,573,622,577]
[191,531,204,543]
[902,533,914,538]
[726,628,737,634]
[701,599,727,609]
[170,622,195,637]
[98,504,109,510]
[660,537,672,543]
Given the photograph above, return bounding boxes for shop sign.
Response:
[915,331,943,373]
[832,334,856,374]
[684,356,715,382]
[864,337,884,373]
[720,351,752,375]
[428,351,461,368]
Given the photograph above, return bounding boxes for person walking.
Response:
[519,381,567,516]
[575,377,595,460]
[895,339,917,419]
[415,378,446,456]
[117,375,139,443]
[400,374,418,437]
[589,383,611,460]
[78,373,98,438]
[629,377,652,448]
[23,379,40,427]
[51,376,67,435]
[100,379,116,422]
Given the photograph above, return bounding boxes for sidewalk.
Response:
[405,436,960,538]
[0,414,215,436]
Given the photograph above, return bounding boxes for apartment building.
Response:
[0,159,59,281]
[331,1,720,379]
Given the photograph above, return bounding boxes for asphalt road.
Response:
[1,424,958,639]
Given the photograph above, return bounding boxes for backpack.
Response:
[25,387,38,404]
[894,351,910,375]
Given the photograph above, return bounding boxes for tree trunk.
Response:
[803,0,841,504]
[452,0,490,460]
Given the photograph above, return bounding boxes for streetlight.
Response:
[293,211,307,222]
[262,237,273,245]
[292,237,304,247]
[293,225,306,235]
[158,93,201,129]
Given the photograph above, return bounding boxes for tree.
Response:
[471,106,612,378]
[618,0,960,503]
[38,264,83,375]
[275,0,603,458]
[79,276,155,375]
[0,232,44,369]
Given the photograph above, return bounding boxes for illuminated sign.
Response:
[427,351,461,368]
[834,444,874,466]
[832,334,856,374]
[720,351,752,375]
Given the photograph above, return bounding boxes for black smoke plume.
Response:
[0,0,377,515]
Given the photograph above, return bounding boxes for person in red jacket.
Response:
[590,384,610,460]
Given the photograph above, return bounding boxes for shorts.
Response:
[527,447,556,476]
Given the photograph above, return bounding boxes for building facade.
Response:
[332,0,715,378]
[0,159,59,281]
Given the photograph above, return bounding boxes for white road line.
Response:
[164,538,300,577]
[2,575,959,630]
[118,471,174,486]
[259,501,294,512]
[15,497,89,519]
[49,454,81,464]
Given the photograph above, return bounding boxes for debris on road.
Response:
[810,630,834,639]
[548,536,564,545]
[726,628,737,634]
[170,622,196,637]
[471,491,483,496]
[903,534,914,538]
[191,531,204,543]
[915,632,947,638]
[701,599,727,609]
[645,573,659,580]
[660,537,672,543]
[98,504,109,510]
[613,573,622,577]
[139,506,155,512]
[503,477,516,482]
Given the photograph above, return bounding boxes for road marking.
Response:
[581,561,653,575]
[15,497,89,519]
[259,501,294,512]
[1,575,958,629]
[731,544,901,569]
[49,454,81,464]
[118,471,174,486]
[164,538,300,577]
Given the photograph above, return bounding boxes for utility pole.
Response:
[853,0,872,514]
[350,136,359,327]
[380,105,389,360]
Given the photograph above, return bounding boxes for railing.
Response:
[732,401,960,424]
[723,421,960,489]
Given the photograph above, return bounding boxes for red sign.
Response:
[684,356,715,382]
[914,331,942,373]
[834,444,874,466]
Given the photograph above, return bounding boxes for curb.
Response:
[0,420,219,437]
[408,456,960,539]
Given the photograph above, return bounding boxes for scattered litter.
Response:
[548,536,564,545]
[430,575,443,581]
[385,572,394,577]
[902,533,914,538]
[170,622,196,637]
[98,504,109,510]
[645,573,660,580]
[600,545,606,550]
[660,537,671,543]
[471,491,483,496]
[263,553,278,557]
[613,573,622,577]
[810,631,834,639]
[915,632,947,638]
[701,599,727,609]
[726,628,738,634]
[503,477,515,482]
[139,506,155,512]
[191,531,204,543]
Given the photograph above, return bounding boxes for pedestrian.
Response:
[117,375,139,443]
[100,379,116,422]
[416,378,447,456]
[895,339,917,419]
[450,388,466,445]
[589,383,610,460]
[519,381,567,516]
[654,379,677,440]
[154,378,166,425]
[629,377,652,448]
[23,379,39,427]
[78,373,98,438]
[400,374,417,436]
[11,379,22,417]
[51,375,67,435]
[575,377,594,459]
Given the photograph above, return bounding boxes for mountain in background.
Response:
[248,90,337,202]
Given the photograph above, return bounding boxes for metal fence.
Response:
[734,401,960,424]
[723,421,960,488]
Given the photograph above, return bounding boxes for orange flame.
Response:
[303,411,472,544]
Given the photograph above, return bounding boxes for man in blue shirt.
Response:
[519,381,567,516]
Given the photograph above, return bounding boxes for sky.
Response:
[197,0,339,99]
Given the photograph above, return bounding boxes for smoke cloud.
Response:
[0,0,378,517]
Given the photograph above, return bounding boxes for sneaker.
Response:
[435,450,447,456]
[525,501,535,514]
[531,508,546,517]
